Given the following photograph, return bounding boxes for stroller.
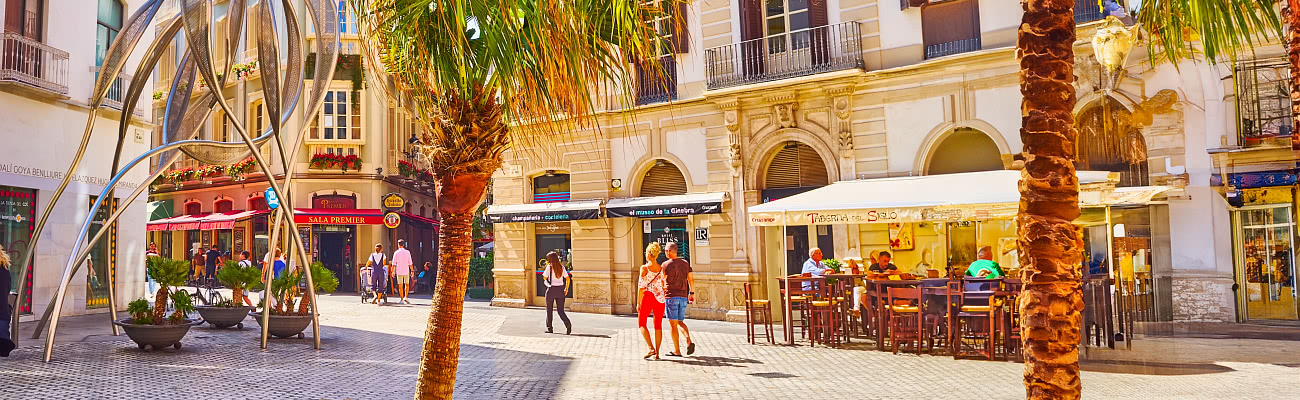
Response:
[359,266,376,304]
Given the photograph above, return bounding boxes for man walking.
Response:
[391,239,414,304]
[663,242,695,356]
[366,243,388,305]
[204,244,223,283]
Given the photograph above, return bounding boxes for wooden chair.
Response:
[952,281,998,360]
[809,300,840,347]
[743,282,775,345]
[996,279,1023,360]
[781,276,821,342]
[919,279,950,354]
[886,287,923,354]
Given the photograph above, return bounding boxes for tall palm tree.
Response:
[346,1,668,397]
[1016,1,1280,399]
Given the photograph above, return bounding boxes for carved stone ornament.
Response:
[728,133,743,177]
[724,110,739,132]
[774,103,797,128]
[833,97,851,119]
[838,123,854,159]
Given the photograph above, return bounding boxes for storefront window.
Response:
[1237,205,1299,320]
[535,223,572,301]
[1,186,37,313]
[533,173,570,203]
[643,219,689,264]
[86,196,115,309]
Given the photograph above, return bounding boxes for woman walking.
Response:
[637,242,667,360]
[542,251,572,335]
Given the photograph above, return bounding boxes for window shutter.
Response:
[741,0,763,41]
[809,0,829,65]
[640,163,688,197]
[672,1,689,54]
[765,143,829,189]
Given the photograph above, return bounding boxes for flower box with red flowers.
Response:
[310,153,363,172]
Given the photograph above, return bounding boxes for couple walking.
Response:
[365,240,415,305]
[638,242,695,360]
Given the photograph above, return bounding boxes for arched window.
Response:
[639,160,688,197]
[214,199,234,213]
[184,201,202,215]
[1075,98,1149,187]
[248,196,268,211]
[764,142,828,190]
[926,128,1003,175]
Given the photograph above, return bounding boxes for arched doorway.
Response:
[637,160,690,265]
[926,128,1003,175]
[638,160,688,197]
[760,141,834,274]
[1075,97,1150,187]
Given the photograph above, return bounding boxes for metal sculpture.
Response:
[7,0,340,361]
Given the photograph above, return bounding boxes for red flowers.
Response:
[310,153,363,172]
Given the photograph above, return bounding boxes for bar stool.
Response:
[886,287,923,354]
[953,280,998,360]
[743,282,775,345]
[809,300,840,347]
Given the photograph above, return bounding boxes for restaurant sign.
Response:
[294,214,384,225]
[382,192,406,210]
[606,201,722,218]
[748,206,1012,227]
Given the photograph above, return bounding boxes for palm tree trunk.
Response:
[1288,1,1300,150]
[232,287,244,307]
[298,292,311,315]
[153,287,169,322]
[1018,1,1083,399]
[415,172,490,399]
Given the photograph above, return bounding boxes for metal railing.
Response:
[705,22,865,90]
[94,71,133,111]
[635,55,676,105]
[1234,57,1292,147]
[1074,0,1106,24]
[0,32,70,95]
[924,37,981,60]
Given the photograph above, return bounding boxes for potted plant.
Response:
[112,258,201,351]
[195,260,261,329]
[250,262,339,339]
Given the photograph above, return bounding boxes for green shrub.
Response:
[468,256,494,288]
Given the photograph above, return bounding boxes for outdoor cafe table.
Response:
[777,276,828,345]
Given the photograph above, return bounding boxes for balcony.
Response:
[92,70,134,111]
[924,37,981,60]
[635,55,676,105]
[1234,57,1292,148]
[0,32,70,97]
[705,22,865,90]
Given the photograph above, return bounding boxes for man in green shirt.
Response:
[965,246,1004,278]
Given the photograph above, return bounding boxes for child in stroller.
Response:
[359,266,376,303]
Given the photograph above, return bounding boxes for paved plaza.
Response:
[2,294,1298,399]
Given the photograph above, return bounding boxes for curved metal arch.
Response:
[25,0,341,361]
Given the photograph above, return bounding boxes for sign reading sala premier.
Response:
[294,214,384,225]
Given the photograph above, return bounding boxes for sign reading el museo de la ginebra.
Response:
[605,201,722,218]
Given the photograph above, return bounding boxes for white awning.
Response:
[746,170,1130,226]
[605,192,728,218]
[485,200,603,223]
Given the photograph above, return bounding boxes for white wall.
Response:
[879,3,924,51]
[884,96,945,174]
[973,85,1023,151]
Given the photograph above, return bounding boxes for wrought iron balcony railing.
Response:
[1234,57,1292,147]
[635,55,676,105]
[924,37,981,60]
[0,31,70,96]
[705,22,864,90]
[94,70,133,111]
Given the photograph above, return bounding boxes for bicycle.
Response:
[184,277,227,306]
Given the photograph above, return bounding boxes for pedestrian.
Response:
[1,244,15,357]
[146,242,159,257]
[391,239,413,304]
[191,243,205,280]
[419,261,435,293]
[237,251,255,306]
[542,251,572,335]
[662,242,695,356]
[637,242,667,360]
[366,243,388,305]
[205,244,222,284]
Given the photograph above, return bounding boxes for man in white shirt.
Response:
[391,239,414,305]
[801,248,827,290]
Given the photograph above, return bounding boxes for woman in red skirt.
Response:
[637,242,667,360]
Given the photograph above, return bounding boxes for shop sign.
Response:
[383,193,406,210]
[748,207,1004,226]
[1243,187,1294,206]
[1225,171,1296,189]
[606,202,723,218]
[170,222,201,231]
[486,207,601,223]
[294,214,384,225]
[694,227,709,247]
[264,187,280,209]
[383,212,402,229]
[313,194,356,209]
[199,221,236,230]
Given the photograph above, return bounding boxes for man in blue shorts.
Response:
[662,242,695,357]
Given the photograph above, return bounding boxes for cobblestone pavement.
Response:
[3,293,1298,399]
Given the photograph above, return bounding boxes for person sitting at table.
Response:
[801,248,828,290]
[965,246,1004,278]
[869,251,898,273]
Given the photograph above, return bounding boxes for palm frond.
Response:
[147,257,191,289]
[1136,0,1283,65]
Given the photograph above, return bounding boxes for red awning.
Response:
[398,211,440,227]
[147,210,272,231]
[293,208,386,225]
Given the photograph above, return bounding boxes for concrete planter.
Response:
[112,319,201,351]
[248,312,314,339]
[195,306,255,329]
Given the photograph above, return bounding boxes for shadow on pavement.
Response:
[666,355,763,368]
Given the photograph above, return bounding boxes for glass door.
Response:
[534,229,571,306]
[86,196,115,309]
[1236,205,1299,320]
